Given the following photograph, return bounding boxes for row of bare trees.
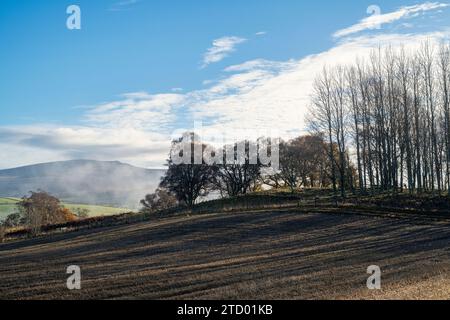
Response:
[309,41,450,196]
[145,133,342,210]
[155,135,266,208]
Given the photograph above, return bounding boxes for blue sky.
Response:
[1,0,450,168]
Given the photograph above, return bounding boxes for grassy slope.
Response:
[0,197,129,220]
[0,198,20,204]
[0,198,20,218]
[0,207,448,299]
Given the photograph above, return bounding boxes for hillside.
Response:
[0,160,165,208]
[0,207,448,299]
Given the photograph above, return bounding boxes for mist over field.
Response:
[0,160,165,208]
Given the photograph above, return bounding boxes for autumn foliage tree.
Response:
[266,135,331,192]
[19,191,76,235]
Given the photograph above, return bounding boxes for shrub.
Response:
[2,212,23,228]
[58,207,78,222]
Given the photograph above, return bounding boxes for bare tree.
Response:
[214,140,263,197]
[310,68,338,197]
[310,67,351,198]
[160,134,217,207]
[438,43,450,195]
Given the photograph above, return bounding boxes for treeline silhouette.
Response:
[146,133,349,210]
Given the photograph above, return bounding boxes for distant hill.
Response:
[0,160,165,208]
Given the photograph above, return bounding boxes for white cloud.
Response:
[333,2,449,38]
[86,92,185,131]
[256,31,267,36]
[202,36,247,68]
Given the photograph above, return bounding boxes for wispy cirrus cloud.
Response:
[202,36,247,68]
[85,92,184,131]
[333,1,449,38]
[109,0,140,11]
